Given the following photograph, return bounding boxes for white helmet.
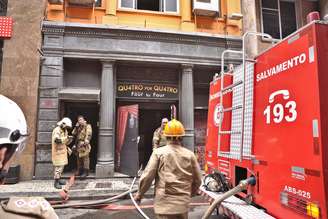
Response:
[0,95,28,184]
[57,117,72,128]
[0,95,28,146]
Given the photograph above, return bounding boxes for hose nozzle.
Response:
[240,176,256,187]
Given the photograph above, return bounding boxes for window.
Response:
[0,0,7,16]
[261,0,297,39]
[120,0,179,13]
[138,0,159,11]
[95,0,102,7]
[121,0,135,8]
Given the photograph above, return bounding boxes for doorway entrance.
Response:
[139,109,170,168]
[61,102,99,173]
[115,101,174,175]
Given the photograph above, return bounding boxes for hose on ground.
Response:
[52,187,138,209]
[201,177,256,219]
[129,175,150,219]
[52,167,145,210]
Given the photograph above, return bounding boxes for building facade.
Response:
[1,0,324,180]
[36,0,243,178]
[0,0,46,181]
[243,0,323,58]
[35,0,328,179]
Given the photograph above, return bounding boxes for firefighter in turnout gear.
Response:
[152,118,168,149]
[72,115,92,179]
[135,119,202,219]
[52,117,73,189]
[0,95,59,218]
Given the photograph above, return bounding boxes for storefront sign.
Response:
[117,82,179,100]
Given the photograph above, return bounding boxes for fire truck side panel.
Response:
[205,22,328,219]
[206,76,232,174]
[251,23,326,218]
[316,23,328,217]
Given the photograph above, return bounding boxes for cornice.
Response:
[42,21,242,48]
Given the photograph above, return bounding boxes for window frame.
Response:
[118,0,179,14]
[260,0,297,40]
[162,0,179,13]
[118,0,137,10]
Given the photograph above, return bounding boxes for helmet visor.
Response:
[0,127,28,145]
[0,127,11,142]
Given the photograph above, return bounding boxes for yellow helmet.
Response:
[163,119,185,137]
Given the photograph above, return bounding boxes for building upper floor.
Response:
[46,0,243,36]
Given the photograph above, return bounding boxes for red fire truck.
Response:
[203,21,328,219]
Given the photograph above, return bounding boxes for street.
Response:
[55,196,221,219]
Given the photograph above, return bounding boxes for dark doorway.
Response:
[116,101,176,174]
[116,104,139,176]
[61,102,99,173]
[139,109,170,168]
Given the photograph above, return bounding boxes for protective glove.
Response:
[134,192,142,204]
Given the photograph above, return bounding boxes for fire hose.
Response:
[52,187,138,209]
[52,166,149,219]
[129,173,150,219]
[201,177,256,219]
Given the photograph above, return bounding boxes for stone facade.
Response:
[35,21,242,178]
[0,0,46,180]
[242,0,321,57]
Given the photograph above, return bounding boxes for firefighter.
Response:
[0,95,58,218]
[152,118,168,149]
[52,117,73,189]
[72,115,92,179]
[134,119,202,219]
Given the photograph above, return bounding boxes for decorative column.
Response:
[181,0,194,31]
[96,60,115,177]
[181,0,192,22]
[106,0,117,15]
[180,64,195,152]
[104,0,118,24]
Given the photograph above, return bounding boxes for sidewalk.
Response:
[0,173,146,201]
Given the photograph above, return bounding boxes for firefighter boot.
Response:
[54,179,62,189]
[58,178,66,185]
[75,168,83,176]
[81,169,89,180]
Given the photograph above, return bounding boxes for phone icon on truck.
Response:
[269,90,290,103]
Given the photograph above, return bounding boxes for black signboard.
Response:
[116,82,179,100]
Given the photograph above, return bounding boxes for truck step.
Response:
[200,186,276,219]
